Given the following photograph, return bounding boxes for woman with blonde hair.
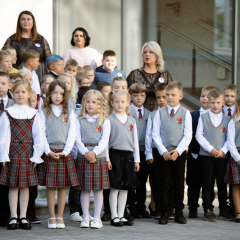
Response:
[127,41,172,111]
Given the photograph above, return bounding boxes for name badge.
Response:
[159,77,164,83]
[35,43,41,47]
[117,73,122,77]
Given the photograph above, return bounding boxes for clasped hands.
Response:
[163,150,179,161]
[210,148,224,158]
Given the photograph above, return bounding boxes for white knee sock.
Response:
[8,187,19,224]
[19,187,29,223]
[93,190,103,222]
[80,190,90,221]
[109,188,120,222]
[118,190,128,222]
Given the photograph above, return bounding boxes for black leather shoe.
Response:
[158,213,168,225]
[148,205,155,217]
[175,213,187,224]
[235,213,240,223]
[120,217,134,226]
[129,207,142,219]
[19,218,31,230]
[110,217,123,227]
[189,209,198,218]
[124,209,134,221]
[101,211,111,221]
[7,217,18,230]
[139,208,151,218]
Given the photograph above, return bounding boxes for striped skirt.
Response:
[225,156,240,185]
[76,155,110,190]
[38,149,79,188]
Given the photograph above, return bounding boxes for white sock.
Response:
[19,187,29,224]
[80,190,90,221]
[109,188,120,223]
[93,190,103,222]
[118,190,128,221]
[8,187,19,224]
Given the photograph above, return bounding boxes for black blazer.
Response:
[49,71,58,79]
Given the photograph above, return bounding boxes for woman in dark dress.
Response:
[3,11,51,80]
[127,41,172,111]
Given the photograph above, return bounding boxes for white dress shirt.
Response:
[131,104,144,118]
[39,104,76,156]
[0,104,44,163]
[152,104,192,156]
[145,107,160,160]
[75,114,110,161]
[227,117,240,162]
[0,96,10,109]
[223,105,235,117]
[195,110,228,154]
[23,66,41,95]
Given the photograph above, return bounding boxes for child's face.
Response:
[85,70,95,83]
[13,84,31,105]
[209,96,225,114]
[51,85,64,106]
[166,88,183,107]
[112,81,128,91]
[0,76,11,98]
[65,65,78,77]
[29,57,40,70]
[44,77,54,93]
[85,94,98,116]
[30,96,37,109]
[223,89,238,107]
[131,92,146,108]
[0,56,12,72]
[60,76,72,92]
[111,95,129,115]
[200,90,210,110]
[50,61,64,74]
[8,49,17,64]
[78,78,91,88]
[156,90,167,108]
[100,86,111,100]
[24,74,33,87]
[102,56,117,72]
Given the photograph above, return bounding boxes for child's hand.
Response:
[210,148,218,157]
[236,160,240,166]
[56,152,65,157]
[48,152,60,160]
[89,158,97,164]
[2,162,6,167]
[31,162,37,169]
[216,150,224,158]
[146,159,153,164]
[107,161,112,170]
[169,150,179,161]
[134,162,140,172]
[163,151,170,161]
[85,151,96,161]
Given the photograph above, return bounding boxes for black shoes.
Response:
[155,210,161,219]
[19,218,31,230]
[148,205,155,217]
[158,213,168,225]
[189,209,198,218]
[139,208,151,218]
[101,211,111,221]
[168,210,175,220]
[7,217,18,230]
[120,217,134,226]
[235,213,240,223]
[218,209,234,221]
[204,210,216,222]
[110,217,123,227]
[129,207,142,219]
[175,212,187,224]
[124,209,134,222]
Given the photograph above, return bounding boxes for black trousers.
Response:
[103,189,110,212]
[159,151,186,213]
[68,186,82,215]
[27,186,38,214]
[128,151,151,210]
[186,153,215,211]
[201,156,228,212]
[151,148,174,212]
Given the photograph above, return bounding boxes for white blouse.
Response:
[39,104,76,156]
[75,114,110,161]
[0,104,44,163]
[37,94,46,111]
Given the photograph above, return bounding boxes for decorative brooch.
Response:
[127,113,130,116]
[96,126,102,133]
[62,116,68,122]
[129,124,133,131]
[221,127,225,132]
[145,119,148,124]
[176,117,182,124]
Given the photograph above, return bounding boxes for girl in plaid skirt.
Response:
[0,79,44,230]
[75,90,111,229]
[107,90,140,227]
[225,98,240,223]
[38,80,78,229]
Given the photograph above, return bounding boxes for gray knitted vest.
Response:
[199,112,230,158]
[235,120,240,150]
[129,105,150,151]
[149,109,158,149]
[43,108,71,149]
[0,99,14,116]
[78,118,105,158]
[108,114,135,152]
[159,106,187,151]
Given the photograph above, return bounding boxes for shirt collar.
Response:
[51,104,62,110]
[0,96,8,102]
[209,110,223,119]
[167,104,180,113]
[132,104,144,112]
[223,104,235,113]
[199,107,210,114]
[23,66,33,74]
[51,70,58,76]
[85,114,98,119]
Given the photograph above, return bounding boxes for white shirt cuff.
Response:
[0,155,10,162]
[176,147,183,156]
[146,153,153,160]
[30,156,44,164]
[62,150,69,157]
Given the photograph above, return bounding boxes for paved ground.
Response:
[1,198,239,240]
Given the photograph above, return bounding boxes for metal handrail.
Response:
[153,23,232,65]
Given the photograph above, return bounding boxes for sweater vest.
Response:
[234,120,240,150]
[0,99,14,116]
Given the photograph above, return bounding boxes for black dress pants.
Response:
[68,187,82,215]
[0,165,9,220]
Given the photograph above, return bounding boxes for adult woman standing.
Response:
[62,27,102,69]
[127,41,172,111]
[3,11,51,79]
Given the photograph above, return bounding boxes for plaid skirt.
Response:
[225,155,240,184]
[76,155,110,190]
[38,149,79,188]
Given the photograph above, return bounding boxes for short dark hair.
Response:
[0,71,10,83]
[71,28,91,47]
[78,86,94,104]
[155,83,167,92]
[103,50,116,59]
[97,81,111,92]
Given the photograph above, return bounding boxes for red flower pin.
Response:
[127,113,130,116]
[176,118,182,124]
[145,119,148,124]
[96,126,102,133]
[221,127,225,132]
[62,116,68,122]
[129,124,133,131]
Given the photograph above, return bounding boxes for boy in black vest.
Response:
[153,81,192,224]
[196,89,233,222]
[187,86,216,218]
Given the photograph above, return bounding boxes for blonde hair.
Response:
[0,50,12,62]
[21,49,39,63]
[166,81,183,91]
[108,90,130,115]
[233,97,240,123]
[76,73,90,84]
[83,65,94,72]
[223,84,238,94]
[140,41,165,73]
[112,76,128,88]
[18,69,32,78]
[78,66,85,73]
[65,59,78,68]
[208,89,223,99]
[79,90,108,125]
[201,86,217,94]
[58,72,77,103]
[31,89,37,99]
[12,79,31,105]
[128,82,146,95]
